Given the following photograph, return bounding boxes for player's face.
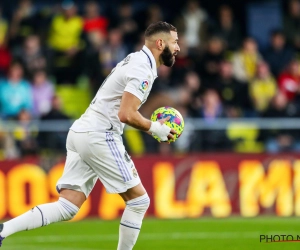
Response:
[160,31,180,67]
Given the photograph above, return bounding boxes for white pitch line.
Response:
[6,231,300,250]
[9,231,291,243]
[172,218,300,224]
[4,246,96,250]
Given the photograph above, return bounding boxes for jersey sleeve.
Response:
[124,64,151,102]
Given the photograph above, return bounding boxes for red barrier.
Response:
[0,153,299,220]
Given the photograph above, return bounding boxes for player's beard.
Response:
[160,45,175,67]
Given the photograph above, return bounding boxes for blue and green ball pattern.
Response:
[150,106,185,142]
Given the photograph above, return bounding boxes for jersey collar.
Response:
[141,45,157,77]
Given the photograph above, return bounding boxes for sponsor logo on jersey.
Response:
[139,80,149,93]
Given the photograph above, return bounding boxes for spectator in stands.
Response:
[0,62,32,118]
[13,109,38,156]
[173,36,194,76]
[284,0,300,51]
[48,0,83,83]
[278,59,300,101]
[39,95,70,151]
[31,70,54,117]
[249,62,277,114]
[184,71,201,95]
[42,95,69,121]
[180,71,202,116]
[0,7,7,47]
[175,0,208,51]
[3,0,300,156]
[232,38,262,82]
[263,30,295,77]
[145,4,164,28]
[176,84,196,112]
[213,60,248,117]
[0,128,19,159]
[82,1,108,92]
[99,27,127,76]
[0,7,11,77]
[263,91,300,152]
[149,71,198,115]
[190,89,231,151]
[211,5,242,51]
[9,0,38,47]
[83,1,108,40]
[151,66,173,93]
[14,35,48,78]
[196,36,225,86]
[110,2,139,47]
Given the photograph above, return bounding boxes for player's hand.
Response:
[157,116,170,125]
[159,116,177,142]
[167,128,177,142]
[148,116,177,143]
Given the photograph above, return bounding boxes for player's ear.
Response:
[155,39,164,51]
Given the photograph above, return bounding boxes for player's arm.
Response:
[118,92,175,141]
[118,91,151,131]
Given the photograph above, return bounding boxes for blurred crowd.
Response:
[0,0,300,158]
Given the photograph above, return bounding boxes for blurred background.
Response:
[0,0,300,158]
[1,0,300,249]
[0,0,300,221]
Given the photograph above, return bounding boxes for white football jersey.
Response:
[70,45,158,135]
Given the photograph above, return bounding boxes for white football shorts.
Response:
[56,130,141,197]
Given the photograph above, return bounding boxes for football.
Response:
[150,106,185,142]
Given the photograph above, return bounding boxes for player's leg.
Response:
[59,188,86,208]
[0,189,84,243]
[0,131,96,246]
[117,183,150,250]
[82,131,150,250]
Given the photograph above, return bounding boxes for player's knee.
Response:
[57,197,79,221]
[62,211,77,221]
[143,195,150,210]
[126,193,150,214]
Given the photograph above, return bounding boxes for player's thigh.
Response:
[56,131,98,199]
[82,131,141,194]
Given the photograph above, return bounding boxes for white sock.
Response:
[0,197,79,238]
[117,193,150,250]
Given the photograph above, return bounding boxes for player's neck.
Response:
[144,44,162,68]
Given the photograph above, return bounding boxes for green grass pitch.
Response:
[2,217,300,250]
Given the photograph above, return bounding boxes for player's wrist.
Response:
[148,121,161,134]
[148,121,157,133]
[148,121,170,141]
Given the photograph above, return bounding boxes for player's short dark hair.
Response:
[145,21,177,38]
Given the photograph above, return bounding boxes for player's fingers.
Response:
[159,116,170,124]
[170,128,177,134]
[168,133,175,140]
